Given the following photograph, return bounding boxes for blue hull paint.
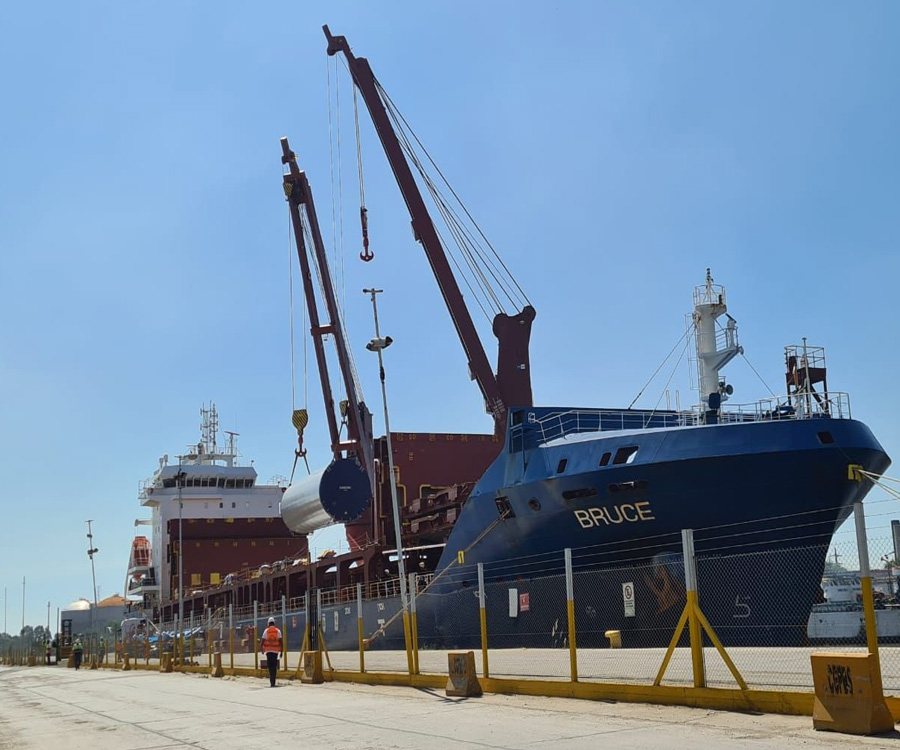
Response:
[237,415,890,650]
[422,414,889,647]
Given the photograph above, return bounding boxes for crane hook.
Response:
[359,206,373,262]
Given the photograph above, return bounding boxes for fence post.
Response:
[477,562,489,679]
[253,601,259,672]
[855,502,883,682]
[357,583,365,673]
[281,594,288,672]
[565,548,578,682]
[316,590,323,651]
[188,611,195,666]
[682,529,705,688]
[408,572,419,675]
[228,604,234,673]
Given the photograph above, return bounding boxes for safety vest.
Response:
[261,626,281,653]
[73,642,83,653]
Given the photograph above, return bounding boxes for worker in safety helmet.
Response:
[259,617,283,687]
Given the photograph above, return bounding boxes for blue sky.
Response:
[1,1,898,630]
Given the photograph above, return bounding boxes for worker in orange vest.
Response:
[259,617,283,687]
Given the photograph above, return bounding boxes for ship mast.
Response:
[692,269,742,422]
[323,26,535,433]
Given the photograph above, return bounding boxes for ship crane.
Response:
[323,25,535,434]
[279,139,377,534]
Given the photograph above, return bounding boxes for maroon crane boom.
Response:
[323,26,536,433]
[281,137,376,497]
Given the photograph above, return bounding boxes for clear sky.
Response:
[1,1,898,631]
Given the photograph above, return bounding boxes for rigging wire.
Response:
[384,99,513,314]
[335,55,347,314]
[628,326,692,409]
[335,56,529,322]
[712,317,778,399]
[287,201,310,481]
[644,333,693,422]
[381,100,502,316]
[375,78,531,310]
[288,211,296,412]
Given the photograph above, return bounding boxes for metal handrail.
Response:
[518,392,852,446]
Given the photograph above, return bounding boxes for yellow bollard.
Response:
[300,650,324,684]
[446,651,482,697]
[811,652,894,735]
[211,651,224,678]
[605,629,622,648]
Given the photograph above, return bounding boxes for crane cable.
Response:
[287,209,310,483]
[326,54,348,419]
[354,84,372,262]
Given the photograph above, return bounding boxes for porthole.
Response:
[528,498,541,512]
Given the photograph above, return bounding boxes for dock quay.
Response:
[2,664,898,750]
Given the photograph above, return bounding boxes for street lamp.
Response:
[175,463,186,650]
[363,288,410,631]
[86,521,99,634]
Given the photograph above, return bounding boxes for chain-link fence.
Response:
[71,498,898,715]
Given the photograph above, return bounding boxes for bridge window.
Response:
[613,446,639,465]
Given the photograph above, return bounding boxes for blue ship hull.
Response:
[234,411,889,651]
[421,410,889,647]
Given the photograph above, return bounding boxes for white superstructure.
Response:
[127,404,285,607]
[692,268,743,415]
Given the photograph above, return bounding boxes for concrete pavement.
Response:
[2,664,899,750]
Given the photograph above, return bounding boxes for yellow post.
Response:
[409,572,420,676]
[188,630,194,666]
[281,594,288,674]
[687,590,705,688]
[228,603,234,673]
[252,600,260,672]
[477,562,489,679]
[852,499,884,691]
[681,530,705,688]
[564,549,577,682]
[357,583,365,674]
[402,611,414,677]
[207,627,212,670]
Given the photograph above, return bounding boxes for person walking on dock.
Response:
[259,617,282,687]
[72,637,84,670]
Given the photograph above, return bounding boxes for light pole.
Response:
[363,288,410,620]
[86,520,99,634]
[21,577,25,635]
[175,463,186,649]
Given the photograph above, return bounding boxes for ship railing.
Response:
[515,408,685,447]
[693,391,852,424]
[520,392,852,447]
